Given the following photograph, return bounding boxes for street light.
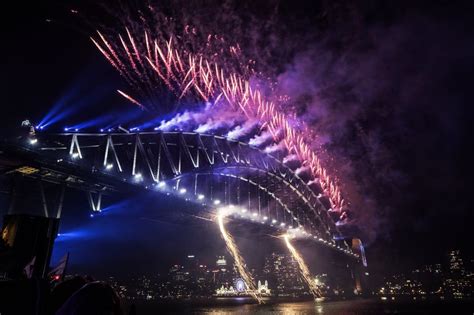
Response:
[157,181,166,188]
[133,173,143,182]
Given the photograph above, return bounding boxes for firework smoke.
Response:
[264,141,286,155]
[248,130,273,147]
[226,120,258,140]
[217,211,263,303]
[283,234,322,299]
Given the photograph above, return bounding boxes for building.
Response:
[216,256,227,269]
[263,252,306,296]
[443,250,470,299]
[448,250,464,275]
[257,280,271,295]
[215,278,272,297]
[377,249,473,300]
[212,255,236,288]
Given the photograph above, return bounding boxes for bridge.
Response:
[0,130,363,279]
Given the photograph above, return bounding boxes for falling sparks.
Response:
[283,234,322,299]
[217,211,263,304]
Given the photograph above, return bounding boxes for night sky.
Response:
[1,0,473,278]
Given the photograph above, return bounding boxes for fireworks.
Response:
[217,211,263,303]
[91,15,347,217]
[117,90,144,109]
[283,234,322,299]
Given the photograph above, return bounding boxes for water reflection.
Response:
[132,299,473,315]
[195,301,337,315]
[315,303,324,314]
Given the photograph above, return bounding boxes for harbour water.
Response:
[129,298,474,314]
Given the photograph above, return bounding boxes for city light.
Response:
[179,188,187,194]
[213,199,221,205]
[197,194,205,200]
[29,138,38,145]
[105,163,113,170]
[71,152,79,159]
[157,181,166,188]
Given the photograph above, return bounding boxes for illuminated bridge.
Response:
[1,131,361,265]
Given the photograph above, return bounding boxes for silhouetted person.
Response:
[48,276,88,315]
[56,281,123,315]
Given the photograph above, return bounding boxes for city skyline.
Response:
[62,248,471,301]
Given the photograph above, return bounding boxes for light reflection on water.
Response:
[131,299,473,315]
[192,301,350,315]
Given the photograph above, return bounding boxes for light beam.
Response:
[217,211,263,303]
[283,234,322,299]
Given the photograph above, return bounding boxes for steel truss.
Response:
[32,131,348,247]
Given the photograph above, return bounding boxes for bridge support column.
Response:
[350,238,369,296]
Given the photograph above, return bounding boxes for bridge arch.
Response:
[29,131,354,255]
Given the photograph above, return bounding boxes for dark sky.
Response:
[1,0,473,278]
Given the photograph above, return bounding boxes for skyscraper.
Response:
[263,253,306,296]
[213,255,234,287]
[448,250,464,275]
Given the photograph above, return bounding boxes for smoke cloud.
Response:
[94,1,474,249]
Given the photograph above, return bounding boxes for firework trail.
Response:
[91,13,348,219]
[117,90,144,109]
[217,212,263,304]
[283,234,322,299]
